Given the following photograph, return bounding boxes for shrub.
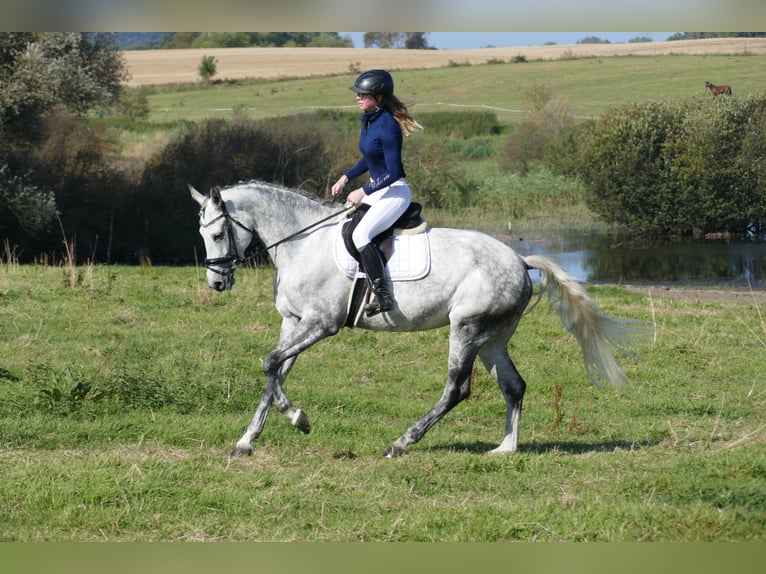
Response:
[138,114,342,263]
[576,99,685,236]
[404,138,476,209]
[499,121,546,175]
[575,93,766,238]
[33,107,137,263]
[113,89,150,119]
[544,119,595,178]
[500,83,580,175]
[198,55,217,83]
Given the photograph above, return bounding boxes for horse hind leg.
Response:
[384,328,479,458]
[478,337,526,454]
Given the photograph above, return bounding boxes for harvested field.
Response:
[123,38,766,87]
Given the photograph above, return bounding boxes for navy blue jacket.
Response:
[345,106,405,194]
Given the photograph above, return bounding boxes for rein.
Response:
[202,199,356,272]
[253,202,357,259]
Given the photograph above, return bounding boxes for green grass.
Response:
[0,264,763,541]
[139,54,766,125]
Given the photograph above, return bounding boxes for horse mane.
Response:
[222,180,336,209]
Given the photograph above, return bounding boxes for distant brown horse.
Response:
[705,81,732,96]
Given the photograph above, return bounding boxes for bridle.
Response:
[199,198,253,278]
[200,196,356,277]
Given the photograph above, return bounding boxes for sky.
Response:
[342,32,677,50]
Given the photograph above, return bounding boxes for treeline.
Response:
[116,32,353,50]
[666,32,766,41]
[116,32,432,50]
[12,95,765,267]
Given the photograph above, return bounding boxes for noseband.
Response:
[200,199,253,277]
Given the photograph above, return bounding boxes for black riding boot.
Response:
[358,243,393,316]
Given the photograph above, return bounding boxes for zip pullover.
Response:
[345,106,405,194]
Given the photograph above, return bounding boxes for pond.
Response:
[510,232,766,288]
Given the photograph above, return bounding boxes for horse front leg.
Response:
[385,327,479,457]
[230,354,298,457]
[231,314,338,457]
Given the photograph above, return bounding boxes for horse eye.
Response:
[212,232,224,241]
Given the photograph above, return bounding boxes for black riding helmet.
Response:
[349,69,394,97]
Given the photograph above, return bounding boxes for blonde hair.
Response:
[381,94,423,136]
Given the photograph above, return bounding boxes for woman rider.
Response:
[331,69,423,316]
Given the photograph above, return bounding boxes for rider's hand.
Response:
[331,175,348,197]
[347,188,366,206]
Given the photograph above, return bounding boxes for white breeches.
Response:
[352,179,412,249]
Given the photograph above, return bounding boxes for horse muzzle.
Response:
[205,258,238,291]
[207,267,236,291]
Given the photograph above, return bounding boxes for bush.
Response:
[664,94,766,235]
[544,119,595,178]
[500,83,580,176]
[575,93,766,238]
[577,99,684,236]
[499,121,546,175]
[138,114,345,263]
[404,138,476,209]
[113,89,150,119]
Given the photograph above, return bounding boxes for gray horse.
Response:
[190,181,640,458]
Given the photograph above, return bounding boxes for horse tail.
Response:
[523,254,646,389]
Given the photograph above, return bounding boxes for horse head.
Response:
[190,184,253,291]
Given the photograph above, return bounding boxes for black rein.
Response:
[202,199,356,272]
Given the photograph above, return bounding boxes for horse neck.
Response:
[230,182,336,249]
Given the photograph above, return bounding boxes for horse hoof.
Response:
[383,445,407,458]
[291,409,311,434]
[230,445,253,458]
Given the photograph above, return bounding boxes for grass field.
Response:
[0,264,763,541]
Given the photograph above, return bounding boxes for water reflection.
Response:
[513,233,766,286]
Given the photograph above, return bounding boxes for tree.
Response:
[0,33,128,241]
[404,33,430,49]
[198,55,217,83]
[363,33,430,49]
[576,36,610,44]
[0,33,128,143]
[0,164,57,237]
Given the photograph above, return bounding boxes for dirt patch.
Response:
[123,38,766,87]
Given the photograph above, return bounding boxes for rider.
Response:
[331,69,423,316]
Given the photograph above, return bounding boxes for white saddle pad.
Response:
[333,220,431,281]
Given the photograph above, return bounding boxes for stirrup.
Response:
[364,298,391,317]
[365,282,392,316]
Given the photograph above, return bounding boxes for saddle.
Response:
[340,202,428,328]
[341,202,426,264]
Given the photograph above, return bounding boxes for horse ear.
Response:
[210,186,223,205]
[189,184,206,206]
